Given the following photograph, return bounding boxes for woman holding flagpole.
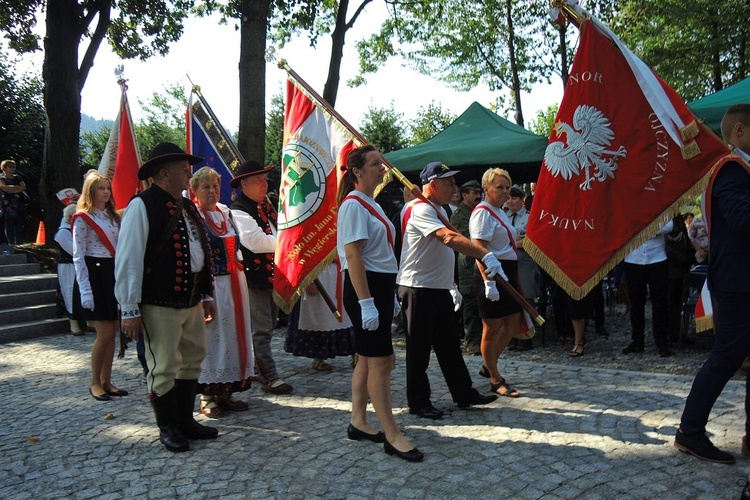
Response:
[73,171,126,401]
[337,145,423,463]
[470,168,522,398]
[190,167,255,417]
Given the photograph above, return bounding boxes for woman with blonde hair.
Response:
[470,168,522,397]
[190,167,255,417]
[73,171,125,401]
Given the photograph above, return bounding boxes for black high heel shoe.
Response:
[347,424,385,443]
[89,388,111,401]
[384,439,424,462]
[478,365,490,378]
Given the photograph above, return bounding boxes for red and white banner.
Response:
[98,81,142,210]
[524,10,729,298]
[273,77,361,312]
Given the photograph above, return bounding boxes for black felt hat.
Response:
[230,160,274,188]
[138,142,203,181]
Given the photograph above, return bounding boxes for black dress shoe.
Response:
[347,424,385,443]
[159,425,190,453]
[621,342,644,354]
[674,429,734,464]
[90,388,111,401]
[408,405,443,420]
[456,392,499,408]
[384,439,424,462]
[105,388,129,397]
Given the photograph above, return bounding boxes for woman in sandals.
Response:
[469,168,522,398]
[73,171,126,401]
[191,167,255,418]
[337,145,423,462]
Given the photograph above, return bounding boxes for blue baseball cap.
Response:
[420,161,459,184]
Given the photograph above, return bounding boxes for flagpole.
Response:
[278,59,544,326]
[188,76,341,320]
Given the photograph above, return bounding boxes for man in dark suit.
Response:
[674,104,750,464]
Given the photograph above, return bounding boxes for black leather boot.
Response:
[151,390,190,452]
[174,379,218,440]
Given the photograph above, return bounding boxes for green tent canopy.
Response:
[384,102,548,184]
[688,76,750,133]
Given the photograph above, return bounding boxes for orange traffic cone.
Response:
[35,221,46,245]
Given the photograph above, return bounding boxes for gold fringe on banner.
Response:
[680,120,700,142]
[273,249,338,314]
[525,160,724,299]
[374,169,395,198]
[681,141,702,160]
[695,314,714,333]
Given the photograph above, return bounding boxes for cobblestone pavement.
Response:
[2,329,748,499]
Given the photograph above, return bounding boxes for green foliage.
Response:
[407,101,456,145]
[80,126,111,167]
[360,103,408,153]
[265,91,284,167]
[528,104,558,138]
[611,0,750,100]
[0,48,44,187]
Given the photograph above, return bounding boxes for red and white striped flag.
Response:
[694,281,713,333]
[98,80,142,209]
[273,76,361,313]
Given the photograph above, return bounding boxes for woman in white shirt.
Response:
[337,145,422,463]
[73,171,125,401]
[470,168,522,398]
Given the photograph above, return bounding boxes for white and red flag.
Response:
[273,76,361,313]
[98,80,142,210]
[524,4,730,298]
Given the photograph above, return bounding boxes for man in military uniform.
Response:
[450,180,483,355]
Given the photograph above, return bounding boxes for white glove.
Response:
[450,284,462,312]
[484,280,500,301]
[81,291,95,311]
[481,252,507,281]
[359,297,380,331]
[393,294,401,317]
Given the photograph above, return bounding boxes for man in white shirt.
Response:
[397,162,504,419]
[621,221,674,357]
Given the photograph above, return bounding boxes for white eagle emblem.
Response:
[544,104,627,191]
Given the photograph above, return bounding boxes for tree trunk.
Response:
[558,22,569,89]
[505,0,524,127]
[238,0,269,164]
[322,0,350,106]
[42,0,83,238]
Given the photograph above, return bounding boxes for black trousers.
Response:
[624,261,669,349]
[398,286,474,410]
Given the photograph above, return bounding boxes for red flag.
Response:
[98,81,142,210]
[524,15,729,298]
[273,77,361,313]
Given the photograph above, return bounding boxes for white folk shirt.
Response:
[469,201,518,261]
[337,191,398,274]
[73,208,119,296]
[397,200,454,290]
[115,197,206,319]
[623,221,674,265]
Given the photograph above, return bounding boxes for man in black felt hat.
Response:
[116,142,218,453]
[229,160,293,395]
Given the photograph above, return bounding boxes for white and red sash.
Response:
[71,212,116,257]
[343,193,394,253]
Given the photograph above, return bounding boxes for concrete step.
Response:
[0,274,58,294]
[0,317,70,343]
[0,253,27,265]
[0,304,59,325]
[0,262,40,277]
[0,290,57,309]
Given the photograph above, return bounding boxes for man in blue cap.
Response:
[397,161,505,419]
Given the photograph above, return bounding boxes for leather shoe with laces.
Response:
[456,391,498,408]
[674,429,735,464]
[409,405,443,420]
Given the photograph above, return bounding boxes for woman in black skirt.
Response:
[336,145,422,462]
[73,171,125,401]
[469,168,522,398]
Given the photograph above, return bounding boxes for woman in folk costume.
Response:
[190,167,255,418]
[284,261,355,371]
[72,171,126,401]
[470,168,522,398]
